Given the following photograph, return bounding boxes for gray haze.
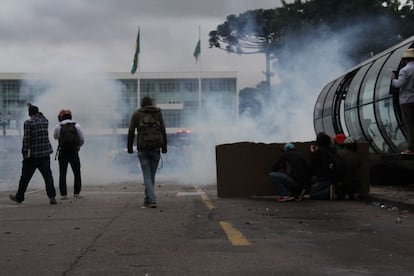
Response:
[0,0,282,88]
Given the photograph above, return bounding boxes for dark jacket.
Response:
[310,146,340,183]
[272,150,310,188]
[127,106,167,153]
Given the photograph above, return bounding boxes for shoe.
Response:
[9,194,22,204]
[74,193,83,199]
[277,196,294,202]
[50,198,57,205]
[295,189,306,201]
[401,150,414,154]
[61,196,68,200]
[148,203,157,208]
[141,202,150,208]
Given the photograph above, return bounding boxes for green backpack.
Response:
[138,111,164,149]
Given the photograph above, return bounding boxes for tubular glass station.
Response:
[314,36,414,154]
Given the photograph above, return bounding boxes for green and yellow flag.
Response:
[131,28,140,74]
[193,39,201,62]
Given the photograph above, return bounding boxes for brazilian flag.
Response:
[131,29,140,74]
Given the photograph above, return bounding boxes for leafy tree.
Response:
[209,0,414,89]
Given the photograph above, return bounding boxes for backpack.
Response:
[59,123,80,152]
[138,111,164,149]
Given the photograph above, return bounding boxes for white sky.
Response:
[0,0,283,88]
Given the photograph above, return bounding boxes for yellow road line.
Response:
[195,187,250,246]
[195,187,215,210]
[219,221,250,246]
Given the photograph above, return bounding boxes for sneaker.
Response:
[50,198,57,205]
[74,194,83,199]
[148,203,157,208]
[141,202,150,208]
[61,196,68,200]
[9,194,22,204]
[277,196,294,202]
[295,189,306,201]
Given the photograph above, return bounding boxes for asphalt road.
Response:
[1,182,413,276]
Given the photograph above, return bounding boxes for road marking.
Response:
[195,187,215,210]
[219,221,250,246]
[195,187,250,246]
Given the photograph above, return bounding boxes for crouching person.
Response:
[269,143,309,202]
[309,132,344,200]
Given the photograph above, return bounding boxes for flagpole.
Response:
[197,25,202,118]
[137,27,141,108]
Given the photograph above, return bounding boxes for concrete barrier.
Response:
[215,141,370,198]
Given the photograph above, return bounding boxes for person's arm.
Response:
[75,124,85,147]
[158,112,167,153]
[53,125,60,140]
[127,112,139,153]
[392,67,408,88]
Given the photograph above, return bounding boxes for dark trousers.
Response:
[401,103,414,151]
[58,151,82,196]
[16,156,56,202]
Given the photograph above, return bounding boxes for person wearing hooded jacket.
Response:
[269,143,310,202]
[53,109,85,199]
[391,48,414,154]
[127,96,167,208]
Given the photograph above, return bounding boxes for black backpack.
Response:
[59,123,80,152]
[138,111,164,150]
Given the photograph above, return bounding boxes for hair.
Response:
[140,96,153,107]
[58,109,72,122]
[316,132,332,147]
[28,105,39,116]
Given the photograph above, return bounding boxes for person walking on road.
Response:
[9,103,57,205]
[391,48,414,154]
[53,109,85,200]
[127,96,167,208]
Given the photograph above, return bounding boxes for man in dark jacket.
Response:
[127,96,167,208]
[9,104,57,205]
[269,143,309,202]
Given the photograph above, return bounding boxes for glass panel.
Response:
[314,81,334,119]
[360,104,389,153]
[375,98,407,151]
[360,56,388,105]
[344,108,364,141]
[314,118,323,135]
[345,64,371,109]
[322,116,335,136]
[322,78,343,118]
[376,48,405,100]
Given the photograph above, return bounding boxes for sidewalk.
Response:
[367,184,414,211]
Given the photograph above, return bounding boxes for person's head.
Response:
[316,132,332,147]
[140,96,153,107]
[343,136,357,151]
[284,142,295,152]
[333,133,346,146]
[27,103,39,117]
[58,109,72,122]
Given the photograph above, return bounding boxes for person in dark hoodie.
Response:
[269,143,309,202]
[9,103,57,205]
[127,96,167,208]
[309,132,344,199]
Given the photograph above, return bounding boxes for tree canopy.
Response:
[209,0,414,89]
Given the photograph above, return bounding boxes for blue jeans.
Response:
[138,149,160,204]
[269,172,300,197]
